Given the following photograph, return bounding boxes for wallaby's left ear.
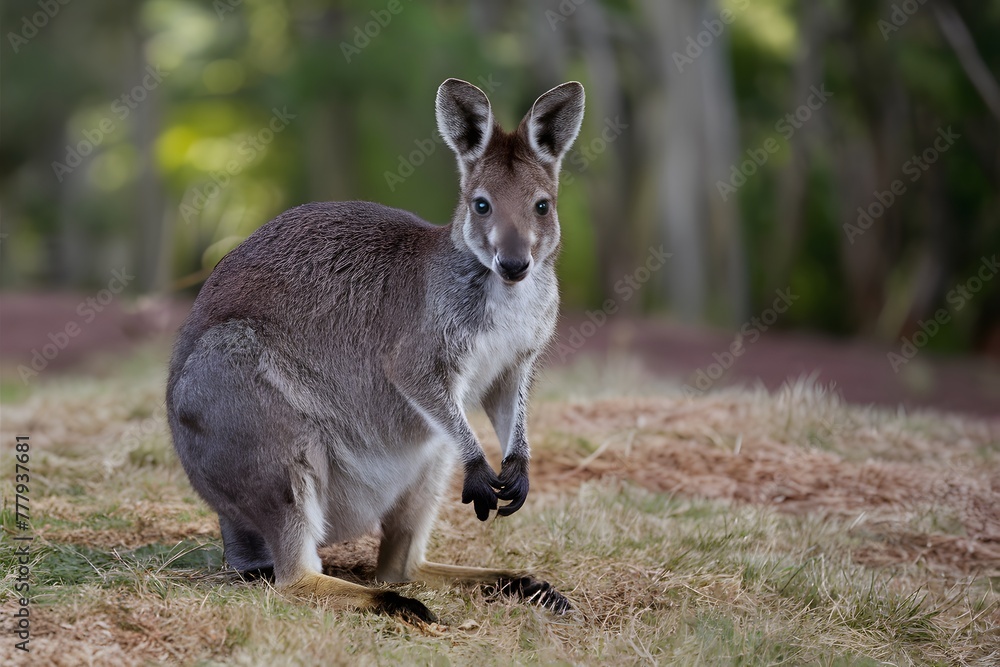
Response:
[436,78,495,175]
[525,82,586,169]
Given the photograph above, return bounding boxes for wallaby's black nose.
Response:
[497,257,530,282]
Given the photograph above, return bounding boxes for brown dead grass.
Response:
[4,594,230,667]
[852,532,1000,573]
[512,388,1000,576]
[3,363,1000,664]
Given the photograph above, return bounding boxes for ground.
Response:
[2,293,998,415]
[1,337,998,665]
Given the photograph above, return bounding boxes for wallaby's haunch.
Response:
[166,79,585,623]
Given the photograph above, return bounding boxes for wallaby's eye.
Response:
[535,200,550,216]
[472,198,491,216]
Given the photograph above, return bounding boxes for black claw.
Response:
[491,575,572,614]
[462,457,500,521]
[496,456,529,516]
[462,455,531,521]
[373,590,438,624]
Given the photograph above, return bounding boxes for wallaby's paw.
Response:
[496,455,529,516]
[492,575,572,615]
[373,590,438,625]
[462,457,500,521]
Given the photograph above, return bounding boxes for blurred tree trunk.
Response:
[769,0,828,296]
[55,139,88,287]
[834,2,910,338]
[573,1,645,305]
[305,105,356,201]
[641,0,747,324]
[699,13,748,323]
[891,4,1000,338]
[304,9,357,203]
[134,57,168,293]
[127,15,167,293]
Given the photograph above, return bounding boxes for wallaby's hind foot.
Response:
[415,561,571,615]
[282,571,437,624]
[370,590,439,626]
[489,575,572,615]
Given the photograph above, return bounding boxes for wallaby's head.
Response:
[436,79,585,284]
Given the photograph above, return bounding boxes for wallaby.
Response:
[166,78,585,623]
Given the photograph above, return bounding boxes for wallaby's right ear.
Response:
[525,82,586,170]
[436,78,494,175]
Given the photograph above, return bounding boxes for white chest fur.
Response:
[453,272,557,407]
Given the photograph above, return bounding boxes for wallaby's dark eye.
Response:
[535,200,550,216]
[472,198,491,216]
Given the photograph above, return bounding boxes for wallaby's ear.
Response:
[525,82,585,169]
[436,78,494,173]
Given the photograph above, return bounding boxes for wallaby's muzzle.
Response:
[492,223,534,283]
[495,254,531,282]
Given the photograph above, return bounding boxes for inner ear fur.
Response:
[524,82,586,167]
[436,78,494,166]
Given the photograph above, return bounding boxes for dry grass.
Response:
[1,347,998,665]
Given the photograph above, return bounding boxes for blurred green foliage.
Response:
[1,0,997,354]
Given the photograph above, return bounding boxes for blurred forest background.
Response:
[1,0,999,356]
